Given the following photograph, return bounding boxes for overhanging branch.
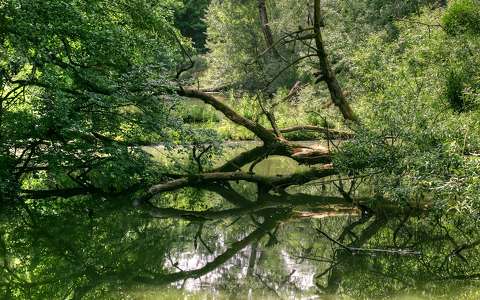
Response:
[178,88,277,144]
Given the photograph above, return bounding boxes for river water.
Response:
[130,142,480,300]
[4,141,477,299]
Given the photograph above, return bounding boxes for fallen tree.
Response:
[137,0,357,218]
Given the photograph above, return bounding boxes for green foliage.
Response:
[203,0,304,91]
[203,0,265,90]
[177,100,220,123]
[442,0,480,35]
[334,9,480,211]
[175,0,210,52]
[2,1,480,299]
[337,0,440,36]
[0,198,178,299]
[0,0,196,202]
[445,67,478,112]
[202,0,440,93]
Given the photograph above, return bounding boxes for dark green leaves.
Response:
[442,0,480,36]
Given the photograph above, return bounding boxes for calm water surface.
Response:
[135,142,480,299]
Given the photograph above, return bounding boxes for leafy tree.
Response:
[0,0,191,204]
[175,0,210,52]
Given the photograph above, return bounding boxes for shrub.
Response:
[445,69,469,111]
[442,0,480,35]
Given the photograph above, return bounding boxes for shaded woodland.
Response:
[1,0,480,299]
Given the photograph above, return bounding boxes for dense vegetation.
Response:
[1,0,480,299]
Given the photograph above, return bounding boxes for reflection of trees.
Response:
[0,200,176,299]
[311,211,480,298]
[2,191,480,299]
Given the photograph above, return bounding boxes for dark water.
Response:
[3,143,480,299]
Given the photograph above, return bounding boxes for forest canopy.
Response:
[1,0,480,299]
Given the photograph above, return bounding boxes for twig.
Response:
[194,223,214,254]
[316,228,353,253]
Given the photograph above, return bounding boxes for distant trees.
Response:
[175,0,210,52]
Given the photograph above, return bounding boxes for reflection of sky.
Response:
[166,233,316,293]
[281,250,315,290]
[168,233,240,291]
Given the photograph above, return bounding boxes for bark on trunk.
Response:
[258,0,280,57]
[313,0,357,122]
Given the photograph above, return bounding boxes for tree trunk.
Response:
[313,0,358,122]
[257,0,280,57]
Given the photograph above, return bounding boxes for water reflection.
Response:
[160,209,480,300]
[2,151,480,299]
[167,224,319,293]
[2,191,480,299]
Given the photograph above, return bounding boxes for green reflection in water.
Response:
[2,143,480,299]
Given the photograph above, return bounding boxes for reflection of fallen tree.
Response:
[134,202,430,290]
[132,214,281,285]
[141,194,362,221]
[132,204,372,288]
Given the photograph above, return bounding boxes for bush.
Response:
[442,0,480,35]
[445,69,469,111]
[444,65,479,112]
